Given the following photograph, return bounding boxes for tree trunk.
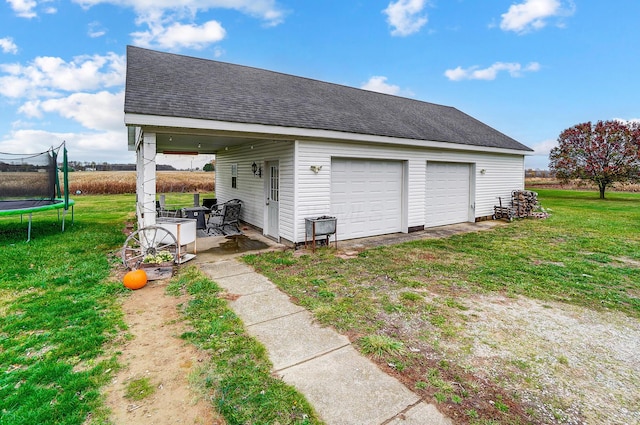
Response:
[599,182,606,199]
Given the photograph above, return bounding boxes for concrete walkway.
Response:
[197,257,452,425]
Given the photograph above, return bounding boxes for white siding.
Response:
[215,140,295,242]
[294,140,524,243]
[217,138,525,244]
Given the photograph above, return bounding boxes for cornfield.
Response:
[67,171,215,195]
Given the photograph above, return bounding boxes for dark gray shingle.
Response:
[125,46,532,152]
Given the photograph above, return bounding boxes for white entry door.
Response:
[266,161,280,240]
[425,162,471,227]
[331,158,403,240]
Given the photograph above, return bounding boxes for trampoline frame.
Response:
[0,198,75,242]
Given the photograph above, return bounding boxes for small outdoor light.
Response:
[252,162,262,178]
[310,165,323,174]
[480,168,486,175]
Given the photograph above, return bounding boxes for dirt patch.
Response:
[368,293,640,424]
[454,295,640,424]
[102,280,225,425]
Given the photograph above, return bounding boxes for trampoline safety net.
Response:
[0,144,65,202]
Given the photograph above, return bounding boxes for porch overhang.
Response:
[124,113,533,157]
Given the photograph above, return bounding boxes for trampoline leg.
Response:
[27,213,32,242]
[61,206,74,233]
[62,209,68,232]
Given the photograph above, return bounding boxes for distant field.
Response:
[526,177,640,192]
[64,172,640,195]
[68,170,214,194]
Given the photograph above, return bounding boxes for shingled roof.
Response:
[125,46,532,152]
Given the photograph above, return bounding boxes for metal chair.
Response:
[202,198,218,211]
[156,201,181,218]
[206,201,242,236]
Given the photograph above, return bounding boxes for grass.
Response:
[0,192,320,425]
[243,189,640,423]
[124,377,155,401]
[166,266,322,424]
[358,334,405,358]
[0,196,131,425]
[2,186,638,423]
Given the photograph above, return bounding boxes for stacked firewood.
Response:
[511,190,539,218]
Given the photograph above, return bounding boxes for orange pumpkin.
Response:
[123,269,148,290]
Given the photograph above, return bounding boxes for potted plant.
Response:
[140,250,175,267]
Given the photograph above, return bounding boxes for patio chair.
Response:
[206,201,242,236]
[202,198,218,211]
[156,201,182,218]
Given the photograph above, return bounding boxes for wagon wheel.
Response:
[121,225,178,270]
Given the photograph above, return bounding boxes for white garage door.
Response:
[425,162,471,227]
[331,159,403,240]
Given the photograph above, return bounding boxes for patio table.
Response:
[183,206,209,230]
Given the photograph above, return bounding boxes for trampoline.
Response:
[0,143,74,241]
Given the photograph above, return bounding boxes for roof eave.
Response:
[124,113,533,155]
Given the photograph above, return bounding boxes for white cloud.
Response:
[0,54,126,162]
[6,0,37,18]
[11,0,284,50]
[444,62,541,81]
[525,139,557,169]
[0,128,216,166]
[361,76,401,95]
[72,0,286,26]
[19,91,124,132]
[88,21,107,38]
[132,20,226,50]
[0,128,133,163]
[500,0,575,34]
[0,37,19,54]
[78,0,285,49]
[530,138,557,156]
[383,0,428,36]
[615,117,640,125]
[0,53,125,98]
[213,46,225,58]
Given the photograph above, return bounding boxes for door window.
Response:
[270,165,279,201]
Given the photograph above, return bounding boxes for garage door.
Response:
[425,162,471,227]
[331,159,403,240]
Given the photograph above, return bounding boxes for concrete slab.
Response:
[337,221,502,252]
[195,258,453,425]
[386,402,453,425]
[247,310,350,371]
[229,289,305,326]
[278,346,420,425]
[198,259,256,280]
[213,272,276,296]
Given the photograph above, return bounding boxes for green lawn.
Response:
[244,189,640,424]
[0,196,133,425]
[0,193,320,425]
[1,189,637,424]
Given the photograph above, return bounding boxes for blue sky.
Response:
[1,0,639,169]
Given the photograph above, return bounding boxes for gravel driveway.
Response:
[454,295,639,424]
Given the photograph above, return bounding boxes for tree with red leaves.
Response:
[549,120,640,199]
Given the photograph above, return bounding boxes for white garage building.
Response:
[125,46,533,245]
